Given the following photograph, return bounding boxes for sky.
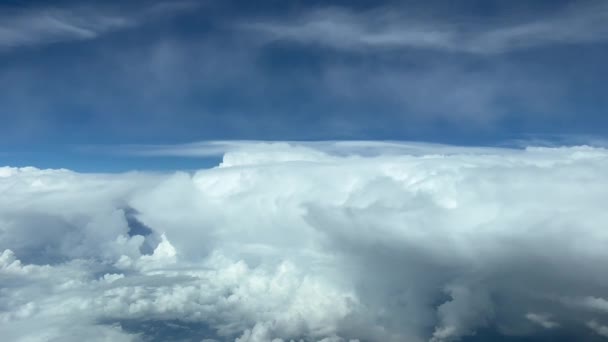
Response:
[1,0,607,170]
[2,1,608,342]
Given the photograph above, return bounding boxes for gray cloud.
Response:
[115,140,514,158]
[0,1,197,50]
[243,1,608,54]
[526,313,559,329]
[589,321,608,338]
[0,9,132,49]
[0,1,596,144]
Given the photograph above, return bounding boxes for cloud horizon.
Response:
[2,142,608,341]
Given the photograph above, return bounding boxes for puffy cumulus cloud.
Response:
[1,142,608,341]
[588,320,608,338]
[525,313,559,330]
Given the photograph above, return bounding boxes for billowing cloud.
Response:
[1,142,608,341]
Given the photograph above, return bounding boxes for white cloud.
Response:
[244,1,608,54]
[119,140,513,159]
[1,142,608,341]
[0,1,197,50]
[588,320,608,338]
[0,8,133,49]
[584,297,608,313]
[525,313,559,329]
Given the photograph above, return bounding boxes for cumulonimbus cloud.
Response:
[1,142,608,341]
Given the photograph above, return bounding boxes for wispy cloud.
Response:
[0,8,132,49]
[0,1,197,50]
[244,1,608,54]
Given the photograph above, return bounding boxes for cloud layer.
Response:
[244,1,608,54]
[2,1,607,146]
[2,142,608,341]
[0,1,197,50]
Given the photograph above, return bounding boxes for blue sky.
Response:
[1,0,607,170]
